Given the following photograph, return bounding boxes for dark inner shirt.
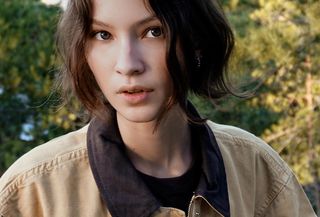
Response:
[137,150,202,214]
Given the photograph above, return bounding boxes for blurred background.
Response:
[0,0,319,214]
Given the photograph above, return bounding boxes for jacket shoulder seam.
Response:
[255,173,293,217]
[0,147,88,211]
[208,122,290,175]
[207,122,295,216]
[212,124,291,179]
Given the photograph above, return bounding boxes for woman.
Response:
[0,0,316,216]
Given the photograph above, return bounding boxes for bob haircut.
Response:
[56,0,235,123]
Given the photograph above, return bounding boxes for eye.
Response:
[94,31,112,40]
[145,27,164,38]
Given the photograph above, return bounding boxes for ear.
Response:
[195,49,202,68]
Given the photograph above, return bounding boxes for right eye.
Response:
[94,31,112,40]
[144,26,164,38]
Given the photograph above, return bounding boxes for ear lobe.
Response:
[195,50,202,68]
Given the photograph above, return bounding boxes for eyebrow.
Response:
[91,15,159,28]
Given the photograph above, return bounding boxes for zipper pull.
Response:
[187,193,201,217]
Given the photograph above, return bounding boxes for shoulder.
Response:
[206,121,303,215]
[206,120,286,170]
[0,124,89,201]
[206,121,316,216]
[207,120,267,147]
[206,120,291,178]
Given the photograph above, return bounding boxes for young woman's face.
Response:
[86,0,174,123]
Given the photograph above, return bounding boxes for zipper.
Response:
[187,193,196,217]
[198,195,225,217]
[187,193,225,217]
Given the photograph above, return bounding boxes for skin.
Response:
[86,0,192,178]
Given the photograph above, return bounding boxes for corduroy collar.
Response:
[87,104,230,217]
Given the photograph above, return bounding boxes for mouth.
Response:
[117,86,153,103]
[123,89,145,94]
[118,86,153,94]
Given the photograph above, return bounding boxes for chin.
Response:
[123,112,159,123]
[117,107,162,124]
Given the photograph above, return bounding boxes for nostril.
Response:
[114,47,144,75]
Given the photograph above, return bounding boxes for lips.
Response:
[117,85,153,104]
[117,85,153,94]
[123,89,145,94]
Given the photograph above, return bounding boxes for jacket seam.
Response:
[229,136,292,217]
[213,128,292,217]
[0,147,88,211]
[213,129,262,150]
[256,173,293,217]
[215,131,290,177]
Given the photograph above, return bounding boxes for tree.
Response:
[0,0,82,174]
[193,0,320,213]
[247,1,320,213]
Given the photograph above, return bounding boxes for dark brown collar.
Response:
[87,104,230,217]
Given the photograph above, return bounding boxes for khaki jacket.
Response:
[0,120,316,217]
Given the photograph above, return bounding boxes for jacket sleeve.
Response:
[262,172,317,217]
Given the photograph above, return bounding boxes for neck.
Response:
[117,105,192,178]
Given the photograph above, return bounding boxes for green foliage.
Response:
[247,0,320,185]
[193,0,320,212]
[0,0,83,174]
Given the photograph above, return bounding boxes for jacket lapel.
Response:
[87,104,230,217]
[87,114,160,217]
[193,123,230,217]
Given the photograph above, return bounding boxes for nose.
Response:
[114,38,144,76]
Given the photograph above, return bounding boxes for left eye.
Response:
[94,31,112,40]
[145,27,163,38]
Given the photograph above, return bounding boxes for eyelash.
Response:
[144,26,164,38]
[93,31,112,41]
[91,26,164,41]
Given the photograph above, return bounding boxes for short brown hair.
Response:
[55,0,235,123]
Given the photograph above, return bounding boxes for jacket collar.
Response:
[87,105,230,217]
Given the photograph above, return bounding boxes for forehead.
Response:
[91,0,153,24]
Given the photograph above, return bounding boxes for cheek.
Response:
[143,53,173,101]
[87,47,106,75]
[164,74,174,98]
[86,46,112,88]
[157,52,173,94]
[86,46,99,76]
